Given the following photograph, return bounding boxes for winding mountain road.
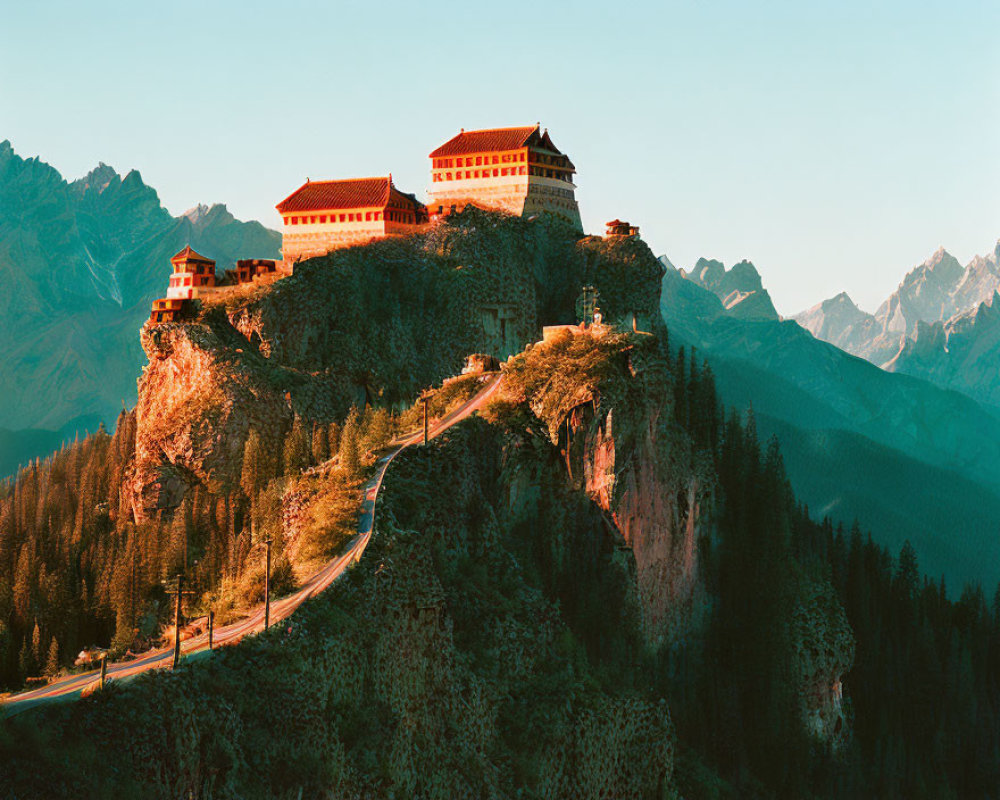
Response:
[2,373,502,717]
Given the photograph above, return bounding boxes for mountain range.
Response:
[660,255,1000,590]
[0,140,280,472]
[796,241,1000,407]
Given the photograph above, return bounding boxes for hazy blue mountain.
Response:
[661,257,1000,589]
[797,241,1000,371]
[883,292,1000,410]
[0,140,281,446]
[675,256,780,320]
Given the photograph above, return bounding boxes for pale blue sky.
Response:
[2,0,997,313]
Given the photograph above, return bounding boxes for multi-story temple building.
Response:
[275,176,426,263]
[427,124,581,231]
[149,246,217,323]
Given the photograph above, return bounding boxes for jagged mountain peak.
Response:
[680,256,778,320]
[73,162,121,194]
[728,259,764,291]
[181,202,234,228]
[658,254,678,272]
[827,291,858,307]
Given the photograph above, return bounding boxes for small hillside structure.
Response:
[276,176,426,263]
[427,124,582,231]
[605,219,639,238]
[148,246,217,324]
[166,246,217,300]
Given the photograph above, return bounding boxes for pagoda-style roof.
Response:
[430,125,575,170]
[276,177,396,213]
[171,245,215,265]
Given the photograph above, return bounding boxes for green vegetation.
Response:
[0,397,404,688]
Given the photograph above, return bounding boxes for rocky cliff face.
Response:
[125,210,664,523]
[577,401,704,641]
[793,579,855,749]
[495,328,711,644]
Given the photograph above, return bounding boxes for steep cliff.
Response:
[126,209,664,523]
[492,329,712,644]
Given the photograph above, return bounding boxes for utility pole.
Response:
[263,539,272,630]
[172,573,183,669]
[130,550,136,632]
[421,395,429,444]
[207,610,214,651]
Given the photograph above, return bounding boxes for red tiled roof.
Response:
[429,126,539,158]
[276,177,392,213]
[171,246,215,264]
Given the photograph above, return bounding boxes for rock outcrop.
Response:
[125,210,666,522]
[496,328,711,644]
[792,579,856,749]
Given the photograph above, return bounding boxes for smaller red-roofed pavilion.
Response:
[166,246,217,300]
[276,176,426,262]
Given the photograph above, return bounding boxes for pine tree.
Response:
[338,408,362,475]
[283,415,311,474]
[362,408,393,454]
[311,423,330,464]
[45,636,59,676]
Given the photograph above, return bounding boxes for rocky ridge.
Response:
[674,256,780,320]
[796,240,1000,373]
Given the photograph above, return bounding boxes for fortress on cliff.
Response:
[150,124,636,324]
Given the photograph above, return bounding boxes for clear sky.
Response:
[2,0,997,314]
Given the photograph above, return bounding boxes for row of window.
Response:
[431,165,573,183]
[528,152,570,168]
[173,264,212,275]
[169,275,214,288]
[283,209,416,226]
[432,152,527,169]
[433,166,528,181]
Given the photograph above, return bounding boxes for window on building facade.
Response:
[493,168,499,177]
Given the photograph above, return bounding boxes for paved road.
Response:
[2,374,503,716]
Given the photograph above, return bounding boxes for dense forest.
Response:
[0,404,395,688]
[1,334,999,797]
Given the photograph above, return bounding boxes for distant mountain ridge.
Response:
[0,139,281,471]
[796,240,1000,378]
[661,253,1000,589]
[673,256,780,320]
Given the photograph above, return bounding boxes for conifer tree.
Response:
[339,408,362,475]
[45,636,59,676]
[311,423,330,465]
[283,415,311,474]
